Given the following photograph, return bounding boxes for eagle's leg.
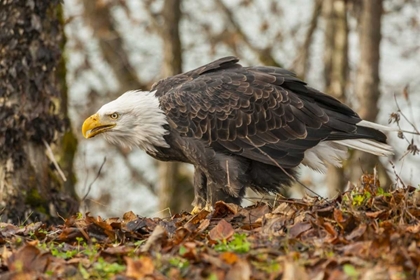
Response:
[191,169,207,214]
[205,181,215,212]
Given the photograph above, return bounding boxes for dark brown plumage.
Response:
[83,56,393,212]
[148,56,391,210]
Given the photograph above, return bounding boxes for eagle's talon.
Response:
[191,206,202,215]
[204,203,213,212]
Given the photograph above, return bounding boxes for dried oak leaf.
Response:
[197,218,210,234]
[213,201,241,218]
[0,223,19,237]
[179,242,198,260]
[85,214,115,241]
[58,228,84,242]
[346,224,367,240]
[141,225,167,253]
[288,221,312,238]
[184,210,210,232]
[7,244,51,273]
[102,245,133,256]
[125,256,154,279]
[208,219,234,241]
[122,211,138,223]
[239,203,271,229]
[173,227,191,244]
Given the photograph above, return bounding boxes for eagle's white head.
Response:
[82,90,169,153]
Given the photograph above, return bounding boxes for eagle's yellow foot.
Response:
[191,206,202,215]
[204,203,213,212]
[191,204,213,215]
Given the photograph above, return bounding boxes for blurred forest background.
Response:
[1,0,420,222]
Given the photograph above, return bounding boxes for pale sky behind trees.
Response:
[63,0,420,217]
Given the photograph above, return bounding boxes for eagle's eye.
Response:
[109,113,119,120]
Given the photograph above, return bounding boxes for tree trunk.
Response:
[0,1,79,223]
[158,0,194,213]
[349,0,391,187]
[323,0,349,196]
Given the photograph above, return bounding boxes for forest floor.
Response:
[0,174,419,280]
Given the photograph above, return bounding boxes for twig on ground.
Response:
[82,157,107,202]
[43,139,67,182]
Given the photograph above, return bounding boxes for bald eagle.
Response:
[82,56,393,212]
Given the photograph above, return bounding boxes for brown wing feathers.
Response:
[155,57,385,168]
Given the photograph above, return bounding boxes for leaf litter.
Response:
[0,176,419,279]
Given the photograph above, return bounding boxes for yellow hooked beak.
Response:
[82,113,116,139]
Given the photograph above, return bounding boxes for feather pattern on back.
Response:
[152,56,392,169]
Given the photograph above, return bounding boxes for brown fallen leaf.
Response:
[196,218,210,233]
[141,225,166,252]
[243,203,271,223]
[406,223,420,233]
[0,223,18,237]
[213,201,241,218]
[289,222,312,238]
[173,227,191,245]
[201,253,229,269]
[102,245,133,256]
[16,222,43,236]
[340,241,372,257]
[323,222,337,238]
[225,258,251,280]
[7,244,51,274]
[282,259,308,280]
[125,256,154,279]
[58,227,84,242]
[183,210,210,232]
[346,223,367,241]
[272,202,297,217]
[365,210,387,219]
[85,214,116,241]
[122,211,138,223]
[208,219,234,241]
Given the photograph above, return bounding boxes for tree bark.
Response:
[349,0,391,187]
[0,1,79,223]
[323,0,349,196]
[157,0,194,213]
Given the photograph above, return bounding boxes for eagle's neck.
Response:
[100,90,170,153]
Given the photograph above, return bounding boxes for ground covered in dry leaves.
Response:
[0,176,419,280]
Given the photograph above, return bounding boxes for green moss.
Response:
[25,188,46,207]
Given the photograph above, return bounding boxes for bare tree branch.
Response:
[292,0,323,79]
[116,147,157,194]
[82,0,146,92]
[214,0,282,67]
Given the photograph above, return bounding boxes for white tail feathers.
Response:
[301,120,396,172]
[332,120,396,156]
[358,120,419,135]
[333,139,394,156]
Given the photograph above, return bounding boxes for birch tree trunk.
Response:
[0,1,79,223]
